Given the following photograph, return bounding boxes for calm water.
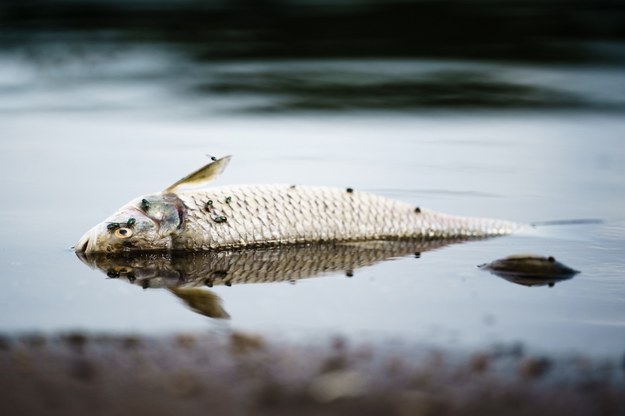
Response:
[1,49,624,357]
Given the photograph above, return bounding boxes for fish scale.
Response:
[173,184,520,250]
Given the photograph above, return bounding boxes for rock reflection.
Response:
[76,239,468,318]
[490,273,575,288]
[479,254,579,288]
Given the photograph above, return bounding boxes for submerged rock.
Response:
[479,254,579,287]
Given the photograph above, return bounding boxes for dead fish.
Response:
[74,156,523,253]
[478,254,579,287]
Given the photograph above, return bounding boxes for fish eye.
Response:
[114,227,133,239]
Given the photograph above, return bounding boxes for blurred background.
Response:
[1,0,625,114]
[3,0,625,61]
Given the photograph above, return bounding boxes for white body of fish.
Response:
[175,184,519,249]
[75,157,523,253]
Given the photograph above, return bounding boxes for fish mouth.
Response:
[74,227,98,254]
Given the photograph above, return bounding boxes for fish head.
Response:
[75,193,185,254]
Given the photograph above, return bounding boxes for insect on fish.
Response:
[74,156,523,254]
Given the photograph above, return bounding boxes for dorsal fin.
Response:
[164,155,232,193]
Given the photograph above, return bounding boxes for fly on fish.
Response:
[74,156,523,254]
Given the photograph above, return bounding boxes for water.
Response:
[1,47,624,358]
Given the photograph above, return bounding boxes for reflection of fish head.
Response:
[75,193,185,254]
[76,252,229,319]
[76,252,183,287]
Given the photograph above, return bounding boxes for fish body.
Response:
[75,156,523,254]
[175,184,520,249]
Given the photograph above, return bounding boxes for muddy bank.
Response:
[1,332,623,416]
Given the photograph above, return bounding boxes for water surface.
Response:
[1,51,624,358]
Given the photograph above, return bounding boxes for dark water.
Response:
[1,43,625,358]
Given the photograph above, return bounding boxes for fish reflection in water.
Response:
[76,239,471,319]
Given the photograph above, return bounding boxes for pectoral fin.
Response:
[164,155,232,192]
[169,287,230,319]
